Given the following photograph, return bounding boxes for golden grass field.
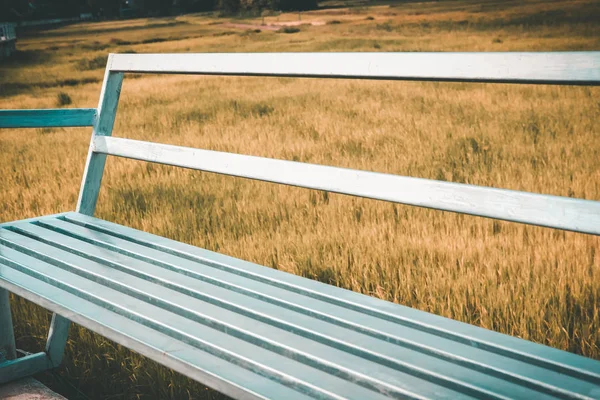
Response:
[1,0,599,398]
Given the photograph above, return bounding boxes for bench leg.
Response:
[0,290,70,384]
[45,313,70,366]
[0,288,16,362]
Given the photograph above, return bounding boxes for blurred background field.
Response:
[1,0,599,398]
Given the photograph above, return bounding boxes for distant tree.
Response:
[219,0,240,14]
[95,0,121,17]
[220,0,317,14]
[142,0,174,15]
[0,0,97,20]
[247,0,270,13]
[179,0,216,12]
[272,0,317,11]
[0,0,24,21]
[0,0,317,21]
[52,0,85,17]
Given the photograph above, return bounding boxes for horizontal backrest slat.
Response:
[109,52,600,85]
[93,136,600,235]
[2,52,597,234]
[0,109,97,128]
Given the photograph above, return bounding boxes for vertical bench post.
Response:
[77,54,124,216]
[0,288,16,362]
[45,313,71,366]
[39,55,125,373]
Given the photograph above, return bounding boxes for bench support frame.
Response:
[77,63,123,216]
[0,60,122,386]
[0,51,599,392]
[0,289,70,384]
[0,288,16,363]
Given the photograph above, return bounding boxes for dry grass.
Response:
[1,0,599,398]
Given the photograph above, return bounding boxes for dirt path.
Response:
[271,20,326,27]
[222,23,280,31]
[222,20,326,32]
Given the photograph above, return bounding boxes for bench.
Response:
[1,52,600,399]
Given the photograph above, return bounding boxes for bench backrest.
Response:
[2,52,600,235]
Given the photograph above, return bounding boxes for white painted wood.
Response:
[109,52,600,85]
[93,136,600,235]
[76,55,124,216]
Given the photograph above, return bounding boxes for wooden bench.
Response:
[1,52,600,399]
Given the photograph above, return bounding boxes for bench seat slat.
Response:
[2,222,569,399]
[0,232,440,398]
[0,257,313,400]
[0,248,401,400]
[1,213,599,399]
[58,212,600,383]
[10,218,598,398]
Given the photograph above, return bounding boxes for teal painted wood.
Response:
[0,288,16,362]
[0,279,68,383]
[0,212,598,399]
[0,109,96,128]
[51,219,597,385]
[0,253,329,400]
[2,52,600,399]
[0,213,74,384]
[76,58,123,216]
[45,313,70,366]
[0,352,53,385]
[0,212,72,228]
[47,213,600,384]
[13,218,600,398]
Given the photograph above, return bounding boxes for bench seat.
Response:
[0,212,599,400]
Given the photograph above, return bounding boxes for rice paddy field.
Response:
[0,0,599,398]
